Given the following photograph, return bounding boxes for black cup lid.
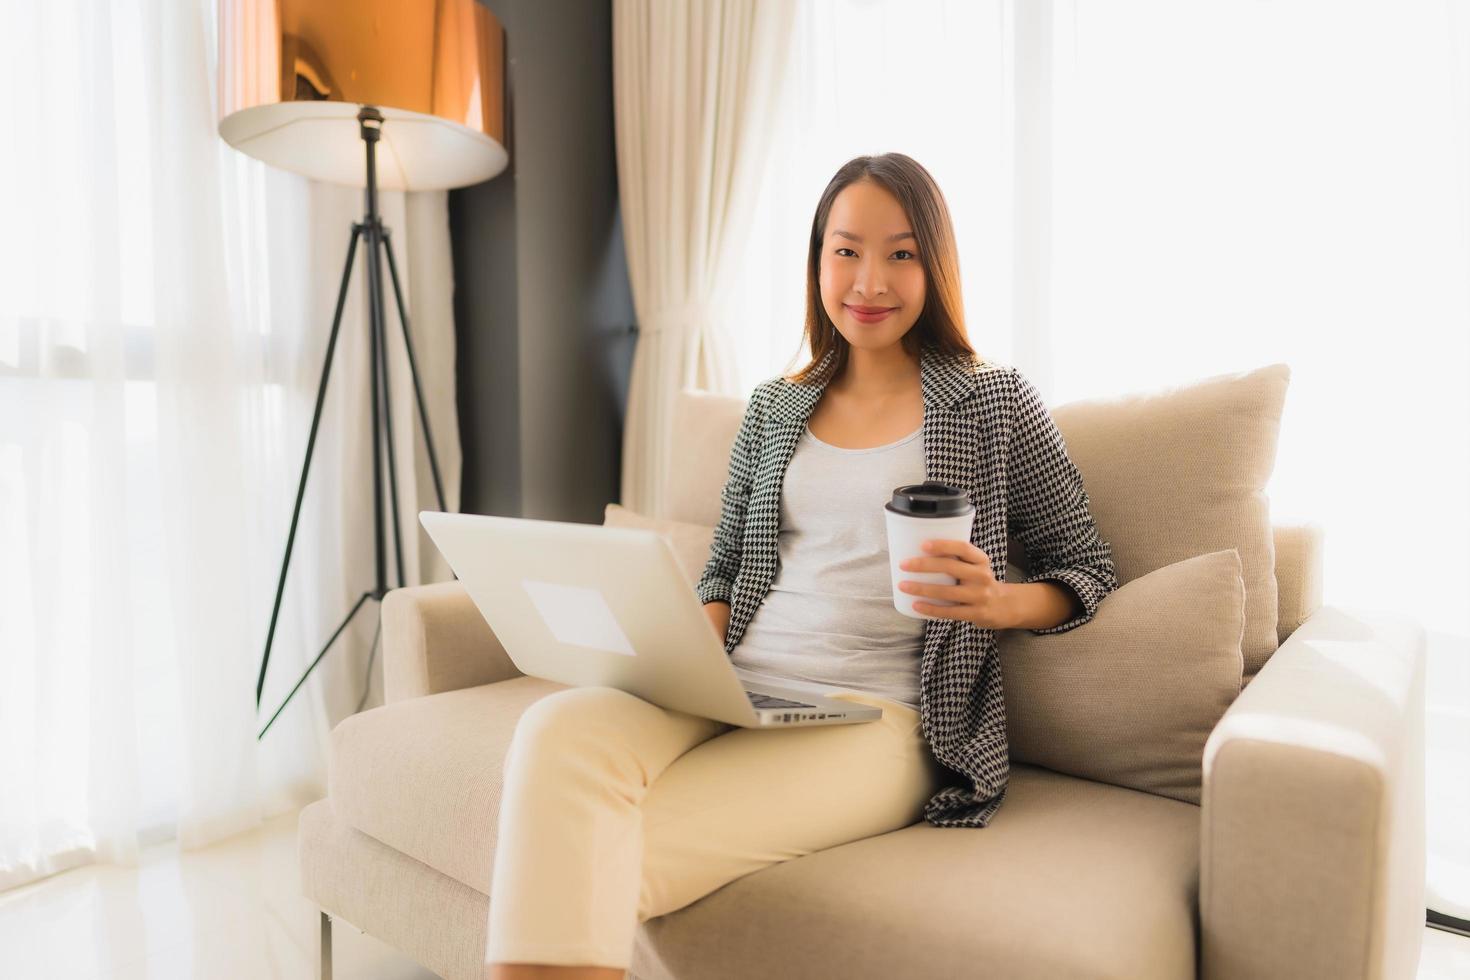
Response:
[884,482,972,517]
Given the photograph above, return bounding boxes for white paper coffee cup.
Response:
[884,482,976,619]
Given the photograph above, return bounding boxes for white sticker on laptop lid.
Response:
[520,579,636,657]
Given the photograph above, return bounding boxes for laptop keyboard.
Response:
[745,690,817,709]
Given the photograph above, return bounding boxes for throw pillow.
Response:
[999,548,1246,806]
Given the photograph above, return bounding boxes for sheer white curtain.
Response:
[612,0,799,518]
[0,0,460,890]
[722,0,1469,918]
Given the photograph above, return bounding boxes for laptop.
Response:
[418,511,884,728]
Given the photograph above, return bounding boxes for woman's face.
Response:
[819,179,926,354]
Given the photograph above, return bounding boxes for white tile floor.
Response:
[1,804,1467,979]
[0,808,435,980]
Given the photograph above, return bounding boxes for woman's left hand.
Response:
[899,539,1013,629]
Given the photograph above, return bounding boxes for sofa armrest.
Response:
[381,581,522,703]
[1200,605,1427,980]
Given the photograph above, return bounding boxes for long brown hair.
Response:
[784,153,983,385]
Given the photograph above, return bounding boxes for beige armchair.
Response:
[298,367,1426,980]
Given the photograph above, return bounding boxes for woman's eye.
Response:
[834,247,917,260]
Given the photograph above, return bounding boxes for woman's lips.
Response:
[846,304,895,324]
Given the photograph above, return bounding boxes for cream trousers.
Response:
[484,684,951,970]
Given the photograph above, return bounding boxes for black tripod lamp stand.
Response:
[215,0,509,740]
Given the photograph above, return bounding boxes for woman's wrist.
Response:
[703,600,731,638]
[996,581,1079,631]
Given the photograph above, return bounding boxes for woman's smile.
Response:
[846,304,896,324]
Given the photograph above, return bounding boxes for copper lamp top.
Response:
[217,0,509,191]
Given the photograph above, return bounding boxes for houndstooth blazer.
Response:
[695,343,1119,828]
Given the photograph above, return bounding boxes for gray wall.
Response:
[451,0,638,523]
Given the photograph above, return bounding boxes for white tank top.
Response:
[729,421,928,708]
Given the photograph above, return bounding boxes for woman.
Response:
[485,154,1119,980]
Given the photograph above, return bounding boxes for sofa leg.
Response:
[319,910,333,980]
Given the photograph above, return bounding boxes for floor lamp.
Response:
[215,0,510,740]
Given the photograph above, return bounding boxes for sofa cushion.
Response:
[603,503,715,587]
[330,678,1199,980]
[1037,362,1289,684]
[1000,549,1246,805]
[664,388,749,527]
[328,674,572,894]
[631,764,1200,980]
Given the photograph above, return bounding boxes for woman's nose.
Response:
[852,258,887,296]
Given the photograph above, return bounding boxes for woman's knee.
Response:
[507,686,656,774]
[516,686,639,736]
